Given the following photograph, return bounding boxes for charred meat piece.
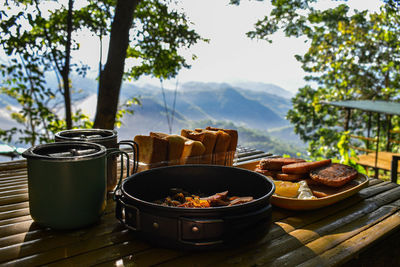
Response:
[310,163,358,187]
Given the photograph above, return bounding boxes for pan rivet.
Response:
[153,222,159,229]
[192,226,199,233]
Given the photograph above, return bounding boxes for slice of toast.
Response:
[206,127,238,165]
[133,135,168,166]
[181,129,217,164]
[180,138,206,164]
[210,130,231,165]
[150,132,185,165]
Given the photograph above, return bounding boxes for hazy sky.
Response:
[76,0,381,94]
[136,0,381,94]
[138,0,309,94]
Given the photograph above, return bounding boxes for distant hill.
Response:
[190,120,308,158]
[120,82,289,130]
[179,86,287,129]
[232,81,294,99]
[268,125,306,149]
[118,97,187,140]
[118,85,288,138]
[0,76,307,155]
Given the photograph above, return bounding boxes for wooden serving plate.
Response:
[236,160,369,210]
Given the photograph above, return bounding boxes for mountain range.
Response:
[104,81,293,140]
[0,76,306,157]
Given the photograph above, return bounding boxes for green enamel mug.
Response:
[22,142,129,230]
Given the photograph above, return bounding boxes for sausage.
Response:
[282,159,332,174]
[275,172,306,181]
[258,157,306,171]
[255,168,278,178]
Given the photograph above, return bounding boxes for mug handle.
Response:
[118,140,139,175]
[106,149,130,198]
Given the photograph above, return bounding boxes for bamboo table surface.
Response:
[1,157,400,266]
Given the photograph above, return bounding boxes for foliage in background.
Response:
[94,0,205,129]
[241,0,400,160]
[0,0,204,146]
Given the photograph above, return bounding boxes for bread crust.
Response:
[180,139,206,164]
[309,163,358,187]
[133,135,168,165]
[205,127,238,152]
[213,130,231,165]
[150,132,185,165]
[205,127,238,166]
[182,129,217,164]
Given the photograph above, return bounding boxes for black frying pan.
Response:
[115,164,275,250]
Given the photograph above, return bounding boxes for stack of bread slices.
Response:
[133,127,238,170]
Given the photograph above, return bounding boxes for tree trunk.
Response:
[63,0,74,129]
[93,0,141,129]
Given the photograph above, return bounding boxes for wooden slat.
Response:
[0,171,27,180]
[299,211,400,267]
[235,152,273,164]
[389,139,400,145]
[272,205,400,267]
[0,188,28,198]
[0,160,27,172]
[0,207,30,221]
[44,239,151,267]
[0,185,28,195]
[350,134,377,142]
[0,215,32,227]
[210,186,400,267]
[349,145,375,153]
[0,229,148,266]
[0,178,27,187]
[355,152,400,172]
[0,202,29,213]
[0,213,125,263]
[0,193,28,206]
[237,149,266,158]
[0,176,27,183]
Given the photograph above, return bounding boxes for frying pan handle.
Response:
[115,194,140,231]
[178,217,224,246]
[177,204,272,246]
[118,140,139,174]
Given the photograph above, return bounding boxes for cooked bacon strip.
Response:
[201,191,228,201]
[209,199,230,207]
[229,197,254,206]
